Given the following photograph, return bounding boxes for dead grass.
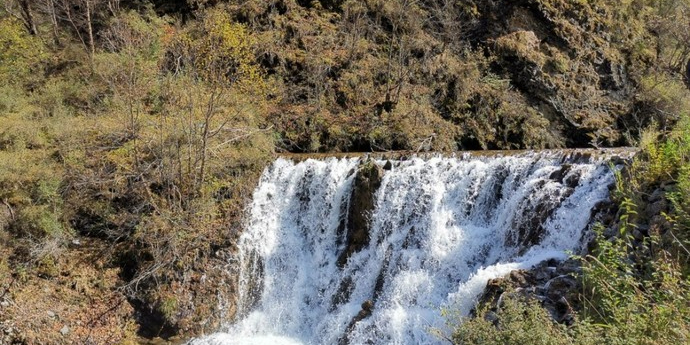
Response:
[0,238,137,345]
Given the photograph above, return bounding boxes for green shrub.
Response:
[13,205,64,239]
[0,85,29,114]
[453,297,601,345]
[159,295,179,323]
[0,114,49,151]
[450,112,690,345]
[580,232,690,344]
[31,79,73,118]
[0,17,46,86]
[451,235,690,345]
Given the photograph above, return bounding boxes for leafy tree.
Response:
[0,16,45,85]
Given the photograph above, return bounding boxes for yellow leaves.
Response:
[0,17,29,50]
[170,8,266,94]
[103,10,168,63]
[0,17,46,85]
[639,74,690,124]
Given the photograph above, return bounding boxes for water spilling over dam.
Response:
[191,150,628,345]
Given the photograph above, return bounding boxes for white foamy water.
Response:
[191,151,621,345]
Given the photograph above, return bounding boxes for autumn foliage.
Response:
[1,0,689,342]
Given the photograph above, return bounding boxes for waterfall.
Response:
[191,151,625,345]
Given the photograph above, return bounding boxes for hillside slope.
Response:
[0,0,689,343]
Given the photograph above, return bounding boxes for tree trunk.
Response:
[62,1,90,61]
[85,0,95,60]
[686,59,690,89]
[107,0,120,16]
[18,0,37,35]
[48,0,61,46]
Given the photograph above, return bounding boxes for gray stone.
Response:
[60,325,69,336]
[534,268,552,282]
[648,188,665,202]
[603,224,618,239]
[47,311,56,318]
[484,310,499,325]
[646,200,668,217]
[545,275,578,301]
[663,182,677,192]
[632,229,645,241]
[555,259,581,275]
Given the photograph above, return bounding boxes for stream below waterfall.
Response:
[190,150,628,345]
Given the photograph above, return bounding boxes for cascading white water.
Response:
[192,151,623,345]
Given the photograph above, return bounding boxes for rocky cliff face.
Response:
[202,0,689,153]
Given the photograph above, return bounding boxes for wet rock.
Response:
[508,270,531,286]
[330,276,354,310]
[542,273,579,325]
[373,248,392,302]
[544,275,578,301]
[609,156,627,166]
[507,188,566,252]
[337,160,383,266]
[551,296,575,325]
[360,300,373,313]
[563,173,581,189]
[339,300,375,345]
[478,278,508,309]
[555,259,582,276]
[475,269,538,311]
[534,265,555,282]
[475,258,582,326]
[549,164,572,184]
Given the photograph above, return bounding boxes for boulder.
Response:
[474,259,581,326]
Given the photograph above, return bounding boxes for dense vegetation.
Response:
[451,117,690,344]
[0,0,689,343]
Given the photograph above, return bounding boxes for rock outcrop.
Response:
[337,159,383,267]
[476,259,581,325]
